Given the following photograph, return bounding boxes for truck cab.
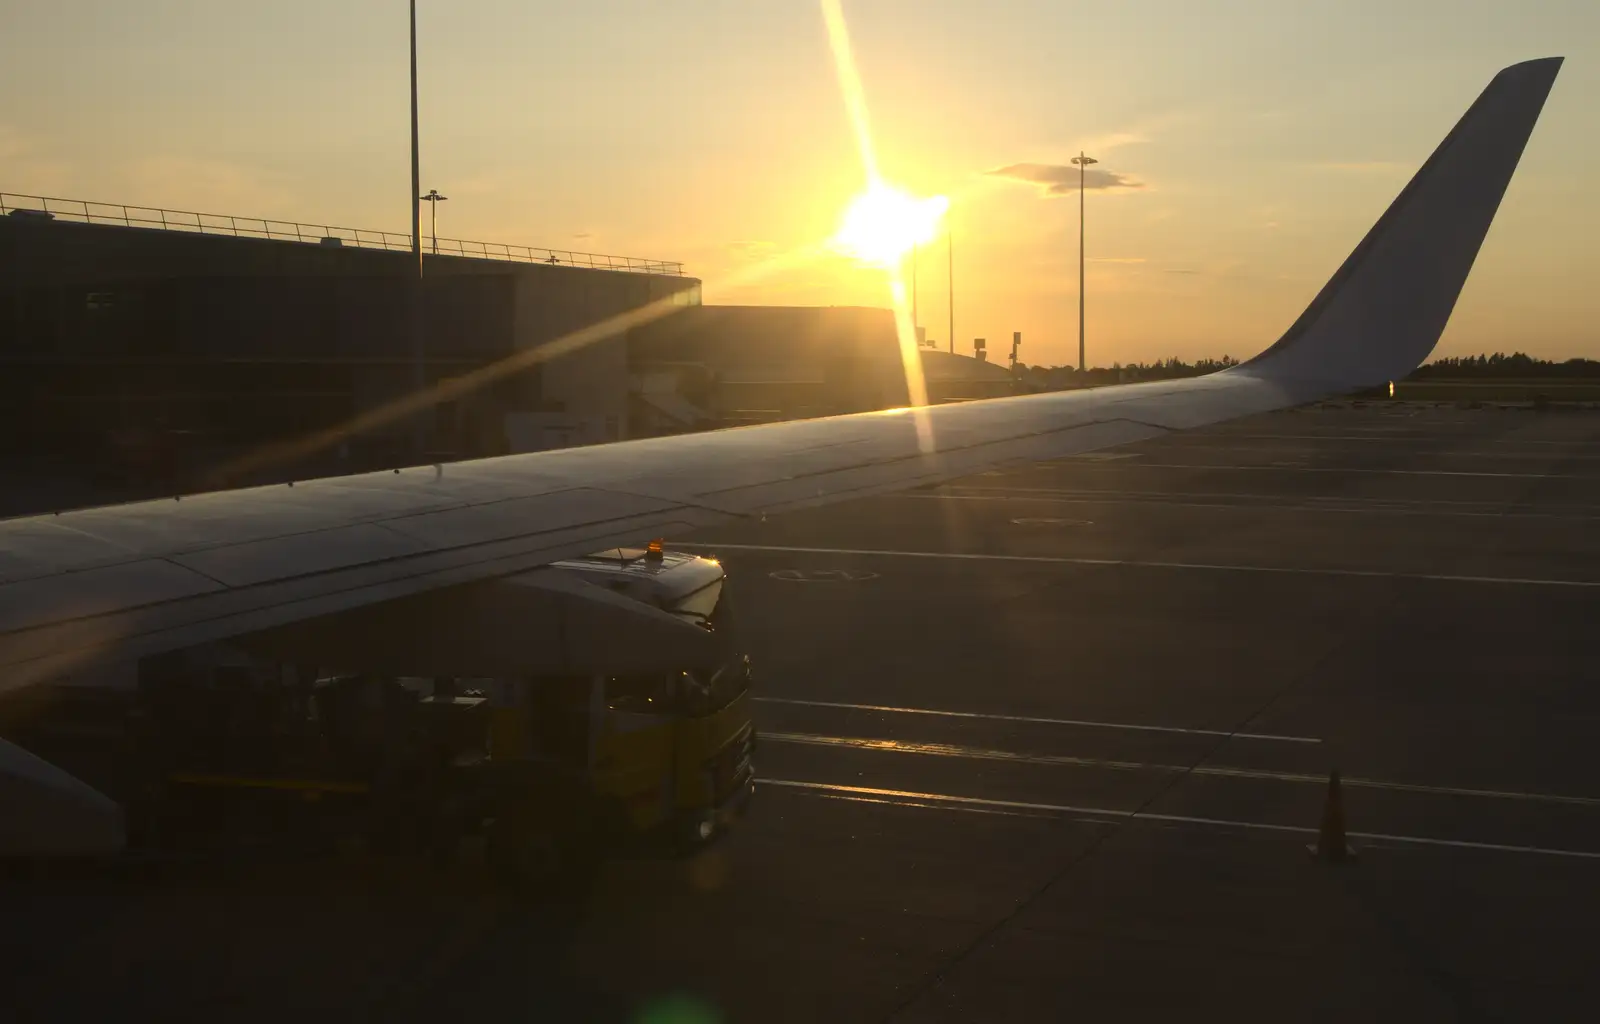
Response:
[479,546,756,851]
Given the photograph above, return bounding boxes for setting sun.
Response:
[832,183,950,269]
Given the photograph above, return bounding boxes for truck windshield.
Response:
[679,659,751,717]
[606,662,748,718]
[669,576,724,627]
[611,574,748,716]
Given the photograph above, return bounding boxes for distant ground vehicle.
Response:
[13,546,753,886]
[475,546,757,868]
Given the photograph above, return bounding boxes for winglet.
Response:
[1243,57,1563,390]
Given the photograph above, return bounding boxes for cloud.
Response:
[0,125,76,195]
[1161,260,1250,278]
[1315,160,1410,174]
[443,169,523,197]
[987,162,1146,196]
[1082,131,1149,154]
[0,125,27,162]
[124,155,295,214]
[727,240,780,259]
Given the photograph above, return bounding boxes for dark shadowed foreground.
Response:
[5,403,1599,1022]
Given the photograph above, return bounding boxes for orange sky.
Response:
[2,1,1596,367]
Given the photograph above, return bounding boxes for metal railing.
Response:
[0,191,685,276]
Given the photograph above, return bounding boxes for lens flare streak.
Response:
[216,2,946,483]
[820,0,937,450]
[209,242,828,486]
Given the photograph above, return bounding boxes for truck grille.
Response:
[712,728,754,798]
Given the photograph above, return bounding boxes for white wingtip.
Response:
[1241,57,1564,393]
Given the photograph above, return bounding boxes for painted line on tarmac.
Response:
[1126,442,1600,462]
[693,542,1600,589]
[795,789,1075,821]
[763,732,1600,807]
[936,485,1600,514]
[893,489,1600,522]
[761,779,1600,860]
[1182,433,1600,447]
[755,697,1320,744]
[1060,461,1587,480]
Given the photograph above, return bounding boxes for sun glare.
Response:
[820,0,934,443]
[834,184,949,269]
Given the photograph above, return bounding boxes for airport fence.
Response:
[0,191,685,276]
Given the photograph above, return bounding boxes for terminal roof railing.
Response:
[0,191,685,276]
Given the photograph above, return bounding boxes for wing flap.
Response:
[0,559,223,634]
[380,488,681,547]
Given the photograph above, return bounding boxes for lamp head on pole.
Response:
[1070,154,1098,168]
[420,189,448,204]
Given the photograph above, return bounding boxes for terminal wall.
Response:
[0,216,698,485]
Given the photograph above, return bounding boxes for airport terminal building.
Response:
[0,200,696,482]
[0,195,1016,502]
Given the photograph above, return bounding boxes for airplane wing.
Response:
[0,58,1563,855]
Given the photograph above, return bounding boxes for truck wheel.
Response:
[675,811,718,855]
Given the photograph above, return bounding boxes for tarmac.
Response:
[5,401,1600,1022]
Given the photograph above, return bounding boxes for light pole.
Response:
[946,225,954,355]
[1071,151,1097,374]
[420,189,448,254]
[911,242,918,329]
[409,0,426,457]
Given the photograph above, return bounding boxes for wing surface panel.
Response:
[0,56,1558,698]
[1243,57,1563,386]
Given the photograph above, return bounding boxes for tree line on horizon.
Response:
[1013,352,1600,388]
[1409,352,1600,379]
[1014,356,1240,389]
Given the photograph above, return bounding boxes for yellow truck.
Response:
[473,545,756,881]
[77,544,755,889]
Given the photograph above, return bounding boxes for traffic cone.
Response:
[1308,768,1357,863]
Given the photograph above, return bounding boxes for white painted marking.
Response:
[696,543,1600,589]
[1143,441,1600,462]
[1191,432,1600,447]
[754,697,1320,744]
[797,789,1067,820]
[1066,461,1585,480]
[894,489,1600,522]
[939,485,1600,513]
[1008,516,1092,526]
[761,779,1600,860]
[762,732,1600,806]
[1070,452,1139,462]
[768,568,880,583]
